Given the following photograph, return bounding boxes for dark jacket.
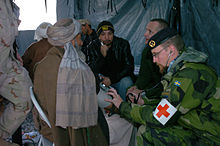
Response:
[81,29,98,63]
[88,36,134,84]
[135,46,163,97]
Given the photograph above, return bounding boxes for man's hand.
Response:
[101,76,111,87]
[105,88,123,109]
[100,44,109,57]
[130,88,143,95]
[126,87,145,105]
[126,85,137,96]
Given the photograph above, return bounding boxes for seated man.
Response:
[105,28,220,145]
[86,20,136,146]
[88,20,135,101]
[127,18,168,102]
[79,19,99,63]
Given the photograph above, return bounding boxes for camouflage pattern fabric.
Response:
[119,47,220,145]
[0,0,32,138]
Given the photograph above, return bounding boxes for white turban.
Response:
[34,22,52,41]
[72,18,82,38]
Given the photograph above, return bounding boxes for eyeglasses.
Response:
[152,48,166,58]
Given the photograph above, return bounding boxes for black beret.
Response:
[97,21,114,36]
[147,27,177,50]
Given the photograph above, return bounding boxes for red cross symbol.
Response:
[156,104,170,118]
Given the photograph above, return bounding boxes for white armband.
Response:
[153,99,177,125]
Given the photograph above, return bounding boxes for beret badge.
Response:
[149,40,156,48]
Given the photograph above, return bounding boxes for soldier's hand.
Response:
[131,88,143,95]
[127,88,145,105]
[126,86,137,96]
[105,88,123,109]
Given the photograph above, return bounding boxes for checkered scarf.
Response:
[56,42,98,128]
[47,18,98,128]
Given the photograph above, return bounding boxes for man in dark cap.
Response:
[86,20,135,146]
[88,20,134,101]
[105,27,220,145]
[126,18,168,105]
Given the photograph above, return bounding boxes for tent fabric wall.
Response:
[56,0,220,75]
[56,0,171,66]
[17,0,220,75]
[181,0,220,75]
[17,30,35,56]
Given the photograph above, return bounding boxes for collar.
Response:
[167,56,178,72]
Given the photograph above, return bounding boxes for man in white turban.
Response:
[34,18,108,146]
[22,22,52,81]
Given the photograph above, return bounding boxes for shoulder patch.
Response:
[174,80,181,87]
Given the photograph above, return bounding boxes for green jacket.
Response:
[120,47,220,146]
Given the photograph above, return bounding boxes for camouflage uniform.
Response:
[119,47,220,145]
[0,0,32,138]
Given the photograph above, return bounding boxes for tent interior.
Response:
[17,0,220,76]
[2,0,220,145]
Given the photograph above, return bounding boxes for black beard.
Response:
[106,43,112,46]
[103,40,112,46]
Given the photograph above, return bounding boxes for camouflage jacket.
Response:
[119,47,220,146]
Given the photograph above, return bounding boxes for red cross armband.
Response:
[153,99,177,125]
